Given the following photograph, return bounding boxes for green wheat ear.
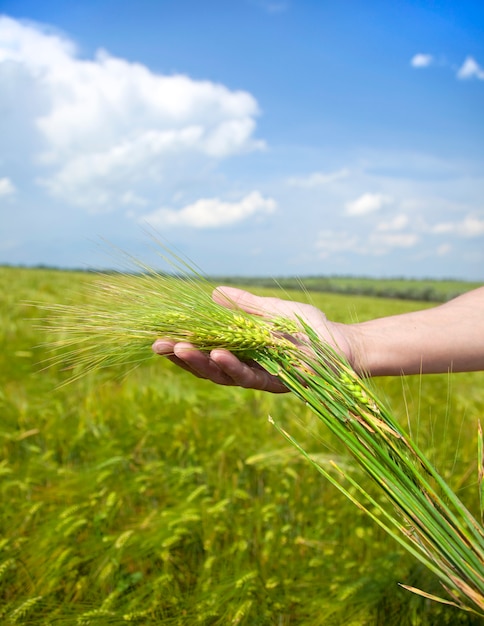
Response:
[38,240,484,616]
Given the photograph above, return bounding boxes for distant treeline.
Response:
[209,275,483,303]
[3,264,482,303]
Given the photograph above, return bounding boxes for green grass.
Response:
[1,266,483,625]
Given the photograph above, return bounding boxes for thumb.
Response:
[212,286,271,317]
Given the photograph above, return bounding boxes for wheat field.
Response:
[1,266,483,625]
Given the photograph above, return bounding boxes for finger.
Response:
[152,339,177,355]
[152,339,231,383]
[212,286,260,312]
[212,286,289,319]
[172,343,237,386]
[152,339,207,377]
[211,349,288,393]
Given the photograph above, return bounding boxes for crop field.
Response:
[214,275,483,304]
[1,266,483,625]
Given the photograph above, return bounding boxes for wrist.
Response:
[340,323,369,376]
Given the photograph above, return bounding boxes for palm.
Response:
[153,287,352,394]
[213,286,350,357]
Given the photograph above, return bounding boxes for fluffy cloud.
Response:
[316,226,418,259]
[410,53,433,68]
[369,232,418,250]
[457,56,484,80]
[376,214,408,231]
[411,53,484,81]
[140,191,276,229]
[287,168,349,188]
[437,243,452,256]
[432,214,484,237]
[0,16,263,211]
[345,192,392,216]
[0,177,15,196]
[315,230,360,258]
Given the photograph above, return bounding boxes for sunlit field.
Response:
[1,266,483,625]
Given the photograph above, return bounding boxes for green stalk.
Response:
[256,340,484,614]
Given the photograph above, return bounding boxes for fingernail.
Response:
[152,339,172,354]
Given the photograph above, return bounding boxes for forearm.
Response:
[345,287,484,377]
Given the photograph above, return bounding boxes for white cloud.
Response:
[457,56,484,80]
[0,16,263,211]
[120,191,147,207]
[0,16,76,67]
[437,243,452,256]
[140,191,276,229]
[370,232,419,250]
[458,215,484,236]
[432,214,484,237]
[316,230,360,258]
[316,221,419,259]
[0,177,15,196]
[410,53,484,81]
[410,53,433,68]
[376,214,408,231]
[431,222,453,235]
[287,168,349,188]
[345,192,392,216]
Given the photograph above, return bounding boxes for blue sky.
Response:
[1,0,483,279]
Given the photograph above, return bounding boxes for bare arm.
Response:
[152,286,484,391]
[347,286,484,376]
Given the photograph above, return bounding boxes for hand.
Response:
[152,286,352,393]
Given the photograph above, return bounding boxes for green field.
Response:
[1,266,483,625]
[211,275,482,303]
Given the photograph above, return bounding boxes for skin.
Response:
[152,285,484,394]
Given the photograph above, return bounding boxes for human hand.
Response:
[152,286,352,393]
